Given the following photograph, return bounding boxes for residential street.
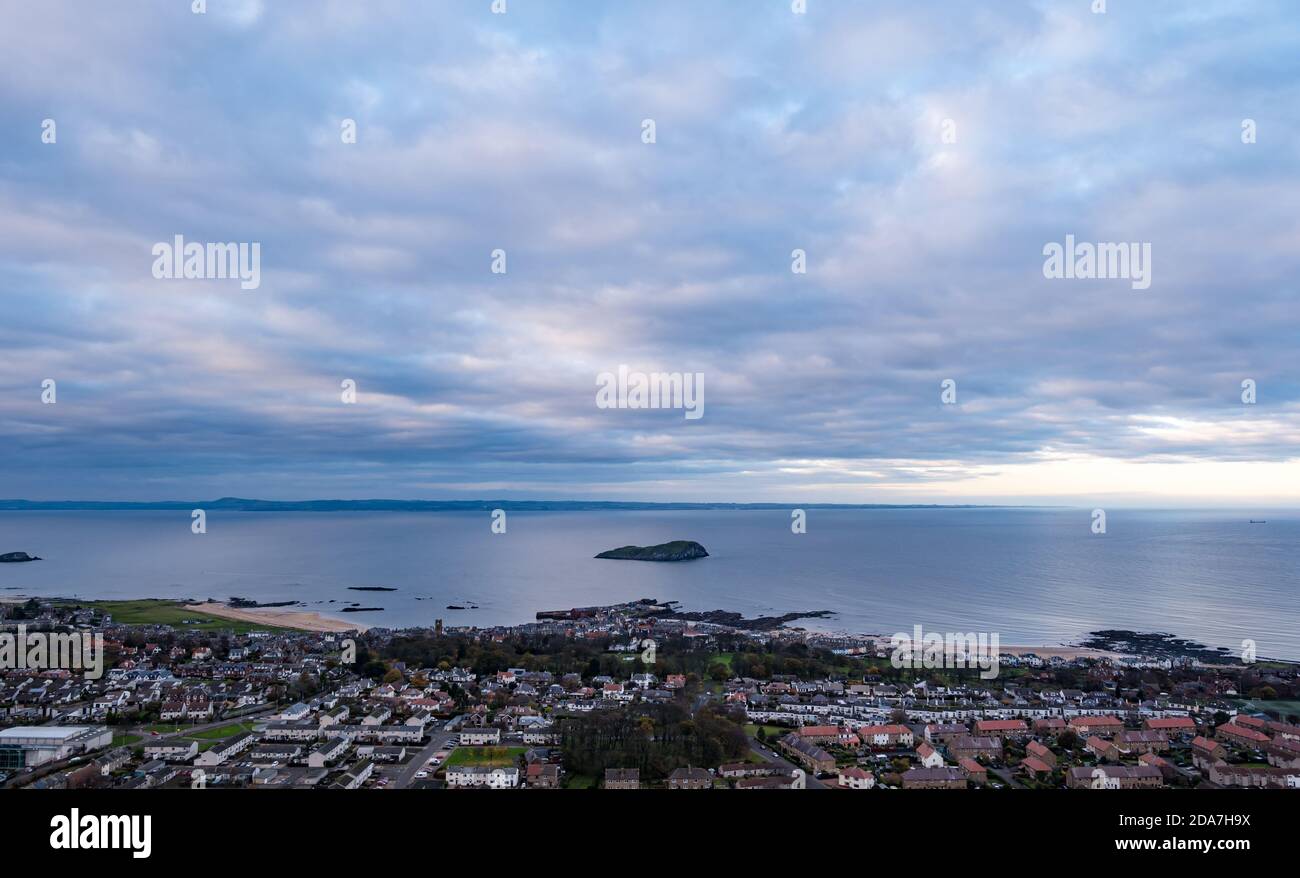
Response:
[388,728,458,788]
[747,736,829,789]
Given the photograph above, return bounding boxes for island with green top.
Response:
[594,541,709,562]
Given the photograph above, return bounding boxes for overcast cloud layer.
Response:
[1,0,1298,505]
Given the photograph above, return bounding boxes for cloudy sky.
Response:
[1,0,1298,505]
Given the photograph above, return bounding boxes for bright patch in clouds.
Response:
[1,1,1298,505]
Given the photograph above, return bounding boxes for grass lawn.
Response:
[112,733,142,747]
[184,722,258,741]
[141,724,187,735]
[52,598,276,633]
[743,723,792,739]
[564,774,596,789]
[444,746,526,768]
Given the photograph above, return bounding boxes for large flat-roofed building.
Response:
[0,725,113,770]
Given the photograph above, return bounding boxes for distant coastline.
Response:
[0,497,1041,512]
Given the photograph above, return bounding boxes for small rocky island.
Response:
[595,540,709,562]
[0,552,41,563]
[348,586,397,592]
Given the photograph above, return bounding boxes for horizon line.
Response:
[0,497,1061,511]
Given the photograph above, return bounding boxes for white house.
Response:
[279,702,311,721]
[446,765,519,789]
[915,742,945,768]
[144,740,199,763]
[308,737,350,768]
[333,759,374,790]
[193,732,255,767]
[362,706,391,726]
[459,728,501,746]
[319,706,349,728]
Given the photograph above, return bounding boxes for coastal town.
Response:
[1,596,1297,792]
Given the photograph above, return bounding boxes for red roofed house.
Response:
[858,724,914,748]
[526,762,560,789]
[1234,715,1300,742]
[1216,722,1269,748]
[1233,715,1269,732]
[1033,717,1067,736]
[1144,716,1196,735]
[1026,740,1057,768]
[957,757,987,784]
[1190,736,1227,771]
[974,719,1028,739]
[1069,716,1124,737]
[1020,756,1052,777]
[838,767,875,790]
[1086,736,1121,762]
[915,741,944,768]
[798,725,842,744]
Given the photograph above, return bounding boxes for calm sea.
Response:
[1,508,1296,659]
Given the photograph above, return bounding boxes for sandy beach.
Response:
[185,602,370,633]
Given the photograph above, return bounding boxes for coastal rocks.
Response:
[0,552,41,562]
[595,540,708,562]
[1077,630,1243,665]
[648,607,835,631]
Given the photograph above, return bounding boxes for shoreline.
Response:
[839,631,1124,661]
[1,594,1281,661]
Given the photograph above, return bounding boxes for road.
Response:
[125,707,278,741]
[746,736,829,789]
[989,766,1026,789]
[388,728,458,788]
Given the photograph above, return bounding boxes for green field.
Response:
[142,724,188,735]
[53,599,277,633]
[112,733,142,747]
[744,724,793,739]
[185,722,259,741]
[564,774,596,789]
[444,746,526,767]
